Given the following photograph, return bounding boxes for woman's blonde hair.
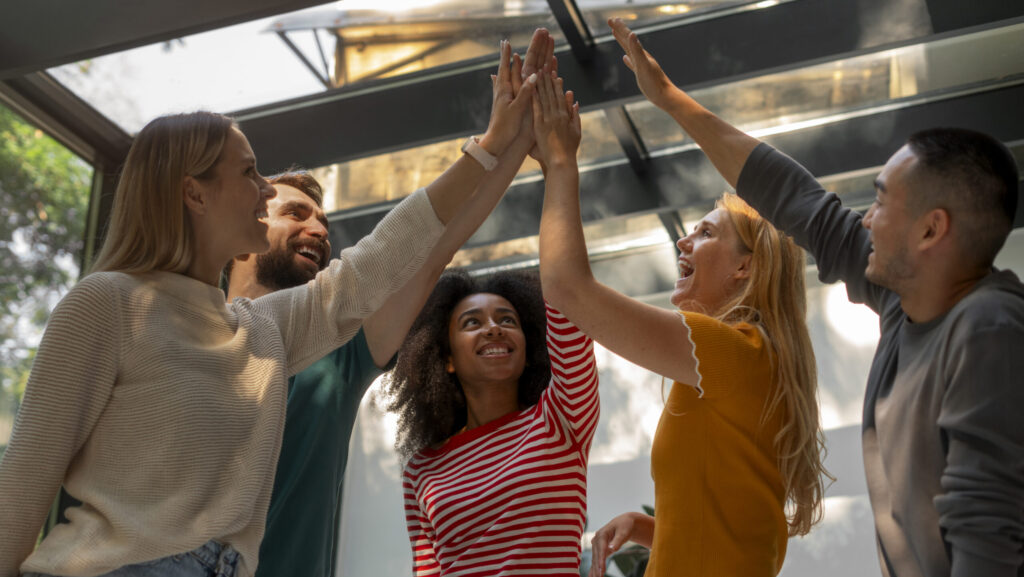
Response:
[90,111,236,274]
[712,193,831,537]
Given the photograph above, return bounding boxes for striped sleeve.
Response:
[403,467,441,576]
[543,303,599,447]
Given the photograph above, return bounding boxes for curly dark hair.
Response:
[384,268,550,462]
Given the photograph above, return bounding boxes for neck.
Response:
[462,381,520,431]
[900,267,989,323]
[185,254,227,287]
[226,275,272,301]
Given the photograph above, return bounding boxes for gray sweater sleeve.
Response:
[934,292,1024,577]
[736,143,890,313]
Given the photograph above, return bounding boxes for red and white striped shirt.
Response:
[402,305,599,576]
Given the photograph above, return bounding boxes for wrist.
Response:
[462,136,499,171]
[477,132,507,158]
[545,155,578,171]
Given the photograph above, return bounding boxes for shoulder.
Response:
[952,271,1024,331]
[54,272,131,314]
[680,312,765,349]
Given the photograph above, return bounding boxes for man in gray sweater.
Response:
[608,17,1023,577]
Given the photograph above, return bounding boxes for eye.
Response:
[500,316,518,326]
[462,318,480,329]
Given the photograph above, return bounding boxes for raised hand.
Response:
[609,17,679,110]
[531,65,580,169]
[588,513,641,577]
[480,39,536,157]
[513,28,557,159]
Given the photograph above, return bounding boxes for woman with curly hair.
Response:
[385,268,599,576]
[531,27,830,577]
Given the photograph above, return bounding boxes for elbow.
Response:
[540,269,589,316]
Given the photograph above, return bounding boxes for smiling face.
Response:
[446,293,528,391]
[671,208,752,312]
[199,128,276,258]
[254,184,331,290]
[862,145,919,290]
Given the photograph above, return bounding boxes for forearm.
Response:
[365,137,532,366]
[659,87,760,188]
[539,160,592,312]
[423,150,492,225]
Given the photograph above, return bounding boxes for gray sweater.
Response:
[736,143,1024,577]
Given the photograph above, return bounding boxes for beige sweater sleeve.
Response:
[0,274,122,577]
[253,187,445,375]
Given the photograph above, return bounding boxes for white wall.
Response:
[336,228,1024,577]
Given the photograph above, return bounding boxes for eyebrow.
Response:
[457,306,519,322]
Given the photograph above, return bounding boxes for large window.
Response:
[0,104,93,457]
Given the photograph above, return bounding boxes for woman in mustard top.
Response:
[529,25,831,577]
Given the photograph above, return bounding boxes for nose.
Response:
[306,218,328,239]
[259,175,276,200]
[484,319,503,336]
[862,203,875,230]
[676,232,693,252]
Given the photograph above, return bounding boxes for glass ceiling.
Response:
[34,0,1024,273]
[628,20,1024,155]
[44,0,785,134]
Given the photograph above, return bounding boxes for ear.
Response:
[733,252,753,281]
[446,356,455,374]
[182,175,208,216]
[917,207,950,252]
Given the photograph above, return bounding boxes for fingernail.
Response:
[527,73,537,83]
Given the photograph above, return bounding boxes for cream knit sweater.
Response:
[0,189,442,577]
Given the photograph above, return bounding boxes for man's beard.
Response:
[255,245,323,291]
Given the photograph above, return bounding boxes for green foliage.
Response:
[0,104,91,405]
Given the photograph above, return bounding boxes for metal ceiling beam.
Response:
[324,81,1024,255]
[546,0,596,62]
[235,0,1024,174]
[0,72,132,168]
[0,0,332,80]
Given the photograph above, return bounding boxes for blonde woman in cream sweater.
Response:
[0,40,539,577]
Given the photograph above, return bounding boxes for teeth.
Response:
[479,345,509,356]
[296,247,319,263]
[678,259,694,277]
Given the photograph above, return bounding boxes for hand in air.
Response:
[609,17,678,109]
[481,39,537,157]
[511,28,557,157]
[531,65,580,169]
[588,513,638,577]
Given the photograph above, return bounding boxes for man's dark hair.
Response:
[267,169,324,208]
[906,128,1019,267]
[383,268,550,462]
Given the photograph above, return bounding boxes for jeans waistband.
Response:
[189,540,239,577]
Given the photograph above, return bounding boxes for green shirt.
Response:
[256,329,385,577]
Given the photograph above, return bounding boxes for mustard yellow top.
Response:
[646,313,787,577]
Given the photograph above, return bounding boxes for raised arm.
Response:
[533,65,700,387]
[608,18,759,187]
[609,18,883,306]
[363,30,554,368]
[423,39,536,224]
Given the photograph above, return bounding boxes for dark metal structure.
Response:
[1,0,1022,286]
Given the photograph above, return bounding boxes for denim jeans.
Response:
[23,540,239,577]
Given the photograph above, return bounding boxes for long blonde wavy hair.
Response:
[710,193,831,537]
[90,112,236,274]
